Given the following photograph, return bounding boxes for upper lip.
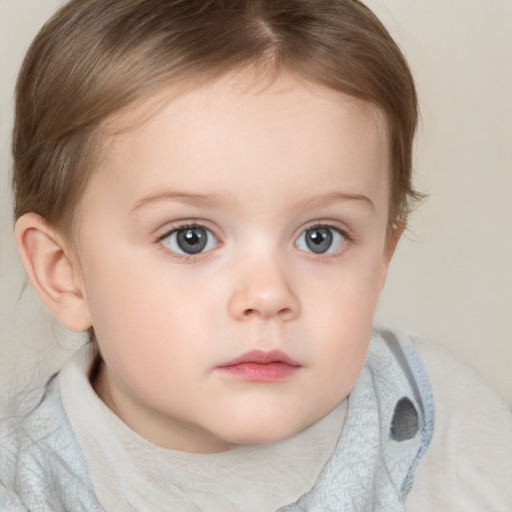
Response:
[218,349,301,367]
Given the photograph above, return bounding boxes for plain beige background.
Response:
[1,0,511,413]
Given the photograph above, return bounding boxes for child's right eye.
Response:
[160,226,219,255]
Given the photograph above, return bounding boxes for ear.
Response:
[14,213,92,332]
[376,219,406,292]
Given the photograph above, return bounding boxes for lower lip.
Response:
[217,362,301,382]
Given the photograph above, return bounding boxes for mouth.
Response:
[216,350,302,383]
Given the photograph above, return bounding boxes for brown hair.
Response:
[12,0,421,237]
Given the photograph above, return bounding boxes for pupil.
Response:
[306,228,332,254]
[177,228,207,254]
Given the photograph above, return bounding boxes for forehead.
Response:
[85,72,390,218]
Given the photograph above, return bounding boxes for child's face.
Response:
[73,73,394,453]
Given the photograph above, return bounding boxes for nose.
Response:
[227,257,300,322]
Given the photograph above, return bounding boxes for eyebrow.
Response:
[131,190,226,213]
[292,191,375,212]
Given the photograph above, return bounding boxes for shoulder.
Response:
[407,337,512,511]
[0,376,101,511]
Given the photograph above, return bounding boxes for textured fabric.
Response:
[278,329,434,511]
[406,337,512,511]
[1,330,435,511]
[0,376,102,511]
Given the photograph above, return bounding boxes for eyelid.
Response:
[294,221,351,258]
[155,220,214,241]
[298,220,350,240]
[155,220,222,259]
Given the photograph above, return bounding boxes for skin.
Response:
[22,72,399,453]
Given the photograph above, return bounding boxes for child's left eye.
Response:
[160,226,219,255]
[295,225,346,255]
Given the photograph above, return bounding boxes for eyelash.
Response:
[154,221,352,261]
[296,222,351,261]
[155,221,221,262]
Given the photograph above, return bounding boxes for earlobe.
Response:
[386,220,406,258]
[377,220,406,292]
[14,213,92,332]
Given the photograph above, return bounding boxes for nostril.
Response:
[232,292,300,321]
[242,307,291,319]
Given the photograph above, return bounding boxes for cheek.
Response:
[81,253,224,386]
[302,249,384,331]
[81,258,179,367]
[299,253,384,393]
[310,295,373,378]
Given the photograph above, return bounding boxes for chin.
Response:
[217,415,313,447]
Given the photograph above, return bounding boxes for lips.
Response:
[216,350,302,383]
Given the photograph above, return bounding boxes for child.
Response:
[1,0,511,510]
